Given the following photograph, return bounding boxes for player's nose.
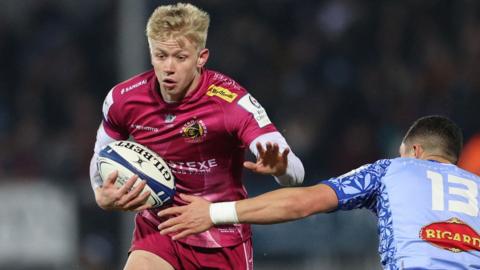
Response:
[163,57,175,74]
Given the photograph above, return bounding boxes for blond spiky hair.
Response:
[146,3,210,50]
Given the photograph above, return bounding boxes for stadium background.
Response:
[1,0,479,269]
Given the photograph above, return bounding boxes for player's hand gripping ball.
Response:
[97,140,175,208]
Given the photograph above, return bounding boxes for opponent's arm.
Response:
[158,183,338,240]
[246,132,305,186]
[236,184,337,223]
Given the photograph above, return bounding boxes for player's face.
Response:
[149,37,209,102]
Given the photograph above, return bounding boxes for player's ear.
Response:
[197,48,209,68]
[412,144,424,159]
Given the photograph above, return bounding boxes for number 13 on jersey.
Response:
[427,170,479,217]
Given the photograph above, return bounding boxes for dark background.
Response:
[1,0,479,269]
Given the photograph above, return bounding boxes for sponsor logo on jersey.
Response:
[419,217,480,252]
[130,124,159,132]
[206,85,238,103]
[248,95,261,108]
[181,118,207,143]
[120,79,147,94]
[166,158,218,175]
[237,94,272,128]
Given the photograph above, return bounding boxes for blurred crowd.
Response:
[206,0,480,178]
[0,0,115,180]
[1,0,479,269]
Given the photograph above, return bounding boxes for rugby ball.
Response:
[97,140,175,208]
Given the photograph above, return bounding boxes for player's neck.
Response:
[421,154,452,164]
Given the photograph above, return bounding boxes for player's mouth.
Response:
[162,78,177,89]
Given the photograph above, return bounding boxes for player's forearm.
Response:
[235,187,312,224]
[90,152,103,190]
[89,123,117,191]
[210,184,338,225]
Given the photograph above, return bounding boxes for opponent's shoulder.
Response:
[203,69,248,105]
[337,159,393,180]
[107,69,155,102]
[377,157,412,175]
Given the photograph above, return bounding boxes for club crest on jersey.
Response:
[206,85,238,103]
[419,217,480,253]
[180,118,207,143]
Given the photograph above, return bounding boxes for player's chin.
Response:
[160,84,176,92]
[164,87,186,98]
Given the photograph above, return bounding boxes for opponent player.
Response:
[158,115,480,269]
[88,3,304,270]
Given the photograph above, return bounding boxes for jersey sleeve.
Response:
[225,93,277,145]
[249,132,305,186]
[101,88,129,140]
[323,159,392,211]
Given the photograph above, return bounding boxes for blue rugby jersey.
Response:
[324,158,480,270]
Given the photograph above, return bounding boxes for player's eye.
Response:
[176,55,187,61]
[155,53,166,60]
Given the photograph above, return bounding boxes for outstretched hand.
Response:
[157,194,213,240]
[244,142,289,176]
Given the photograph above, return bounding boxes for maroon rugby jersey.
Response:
[102,69,277,247]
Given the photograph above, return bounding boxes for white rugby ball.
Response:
[97,140,175,208]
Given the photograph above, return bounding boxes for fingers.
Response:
[256,142,265,156]
[246,142,289,176]
[258,142,281,157]
[156,195,213,241]
[105,170,118,186]
[265,142,273,153]
[265,142,279,155]
[158,194,206,218]
[157,217,199,241]
[271,143,279,155]
[257,142,276,156]
[121,179,146,203]
[123,187,151,210]
[243,161,257,171]
[131,200,152,212]
[281,147,290,160]
[171,229,196,241]
[114,176,153,211]
[179,193,196,203]
[119,175,139,194]
[158,217,182,233]
[157,205,184,218]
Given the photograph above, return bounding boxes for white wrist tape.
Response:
[209,202,239,225]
